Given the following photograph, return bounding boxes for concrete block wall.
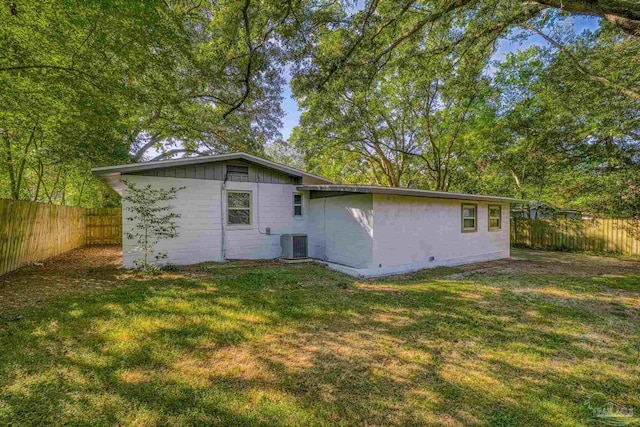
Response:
[121,174,510,275]
[372,195,510,270]
[224,181,307,260]
[306,194,374,269]
[122,175,223,268]
[121,175,307,267]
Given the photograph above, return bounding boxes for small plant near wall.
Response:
[122,180,185,271]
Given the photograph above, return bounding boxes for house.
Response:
[93,152,521,277]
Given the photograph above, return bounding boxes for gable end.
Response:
[133,160,301,184]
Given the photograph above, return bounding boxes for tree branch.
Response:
[223,0,254,119]
[530,0,640,36]
[524,25,640,101]
[150,148,208,161]
[371,0,474,64]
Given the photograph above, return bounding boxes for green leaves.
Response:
[290,2,495,190]
[2,0,638,216]
[0,0,294,205]
[458,19,640,216]
[122,180,184,269]
[0,0,188,204]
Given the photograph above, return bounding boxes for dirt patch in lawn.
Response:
[1,246,638,314]
[0,246,638,426]
[0,249,318,313]
[454,248,640,278]
[0,245,124,314]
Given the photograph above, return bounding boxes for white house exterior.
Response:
[93,153,519,277]
[306,191,510,276]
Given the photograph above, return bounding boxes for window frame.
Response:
[227,190,252,227]
[293,193,303,217]
[488,204,502,231]
[461,203,478,233]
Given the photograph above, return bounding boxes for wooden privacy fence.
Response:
[511,218,640,255]
[0,199,122,276]
[85,208,122,245]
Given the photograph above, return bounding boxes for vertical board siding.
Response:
[136,161,300,184]
[511,218,640,255]
[0,200,123,276]
[0,199,86,276]
[85,208,122,245]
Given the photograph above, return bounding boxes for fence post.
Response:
[0,200,123,276]
[509,216,639,255]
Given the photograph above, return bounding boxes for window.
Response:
[489,205,501,231]
[461,203,477,232]
[293,193,303,216]
[227,191,251,226]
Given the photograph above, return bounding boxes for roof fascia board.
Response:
[298,185,524,203]
[92,153,303,178]
[92,152,333,184]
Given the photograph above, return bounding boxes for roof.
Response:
[92,152,333,193]
[297,185,525,203]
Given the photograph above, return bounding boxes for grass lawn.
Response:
[0,247,639,426]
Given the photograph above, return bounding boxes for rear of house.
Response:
[93,153,518,277]
[305,187,510,276]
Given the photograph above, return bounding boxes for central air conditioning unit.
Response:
[281,234,308,259]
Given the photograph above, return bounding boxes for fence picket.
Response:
[0,200,122,276]
[511,217,640,255]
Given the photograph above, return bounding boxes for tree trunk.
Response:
[15,122,38,198]
[77,178,87,207]
[532,0,640,36]
[3,133,18,199]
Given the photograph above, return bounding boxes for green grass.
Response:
[0,250,639,426]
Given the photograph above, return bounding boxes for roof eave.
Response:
[94,172,124,195]
[91,153,305,177]
[297,185,525,204]
[91,152,332,193]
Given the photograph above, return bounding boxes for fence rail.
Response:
[511,218,640,255]
[0,200,122,276]
[2,200,639,276]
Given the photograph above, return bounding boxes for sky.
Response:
[145,14,601,160]
[279,15,601,140]
[280,69,299,141]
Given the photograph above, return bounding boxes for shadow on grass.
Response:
[0,262,638,426]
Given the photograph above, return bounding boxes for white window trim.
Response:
[293,192,303,217]
[227,190,252,228]
[461,203,478,233]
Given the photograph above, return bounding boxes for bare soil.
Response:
[458,248,640,278]
[0,245,123,313]
[1,246,638,313]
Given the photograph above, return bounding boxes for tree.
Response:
[290,0,639,100]
[122,181,184,270]
[291,7,492,190]
[458,24,640,217]
[0,0,189,203]
[0,0,299,204]
[126,0,296,161]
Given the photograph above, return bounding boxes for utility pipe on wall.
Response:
[220,172,228,260]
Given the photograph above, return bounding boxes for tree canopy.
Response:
[291,6,639,217]
[1,0,638,217]
[1,0,292,205]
